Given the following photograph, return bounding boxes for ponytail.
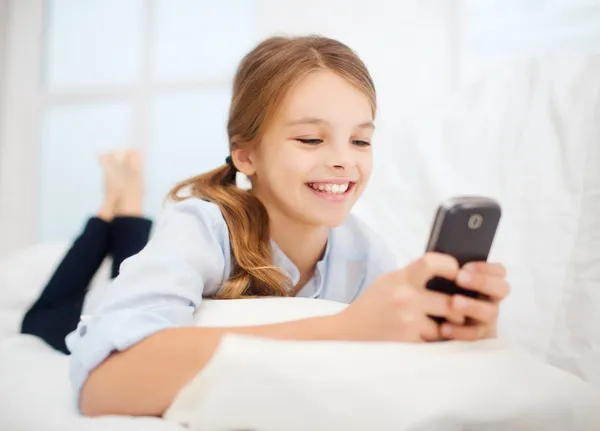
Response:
[168,162,291,299]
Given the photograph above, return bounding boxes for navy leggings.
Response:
[20,216,152,354]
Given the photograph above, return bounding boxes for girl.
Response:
[21,150,151,353]
[69,35,510,417]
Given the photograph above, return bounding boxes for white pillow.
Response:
[193,297,347,327]
[0,335,188,431]
[165,298,600,431]
[0,243,68,339]
[0,242,111,340]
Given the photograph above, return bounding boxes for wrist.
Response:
[321,312,352,341]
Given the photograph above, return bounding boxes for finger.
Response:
[456,270,510,302]
[463,262,507,278]
[404,252,460,287]
[441,323,489,341]
[418,289,465,322]
[420,317,443,342]
[445,309,466,325]
[419,289,452,317]
[451,295,498,324]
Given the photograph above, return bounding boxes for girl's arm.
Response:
[67,200,345,416]
[81,250,473,417]
[81,315,342,416]
[65,200,229,415]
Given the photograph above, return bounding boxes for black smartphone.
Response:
[425,196,502,299]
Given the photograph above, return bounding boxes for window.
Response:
[32,0,258,242]
[0,0,462,256]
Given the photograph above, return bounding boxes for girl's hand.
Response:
[335,253,466,343]
[439,262,510,341]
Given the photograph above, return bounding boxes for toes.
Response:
[114,150,127,164]
[127,150,143,171]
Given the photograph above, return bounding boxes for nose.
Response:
[326,139,355,171]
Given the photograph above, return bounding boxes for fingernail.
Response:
[453,295,467,310]
[462,263,476,271]
[457,270,471,284]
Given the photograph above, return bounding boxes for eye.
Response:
[352,140,371,147]
[296,138,323,145]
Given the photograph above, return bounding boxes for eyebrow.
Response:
[285,117,375,130]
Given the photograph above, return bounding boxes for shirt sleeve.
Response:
[65,199,228,402]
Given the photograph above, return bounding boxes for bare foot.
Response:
[97,152,122,221]
[114,150,145,217]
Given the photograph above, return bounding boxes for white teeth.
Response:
[309,182,350,194]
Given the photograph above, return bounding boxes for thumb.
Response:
[403,252,460,288]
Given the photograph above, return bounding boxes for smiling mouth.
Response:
[305,181,356,195]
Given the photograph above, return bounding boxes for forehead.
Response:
[278,70,373,126]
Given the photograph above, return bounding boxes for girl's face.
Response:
[237,69,374,228]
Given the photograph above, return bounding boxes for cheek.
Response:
[277,148,313,180]
[262,152,306,187]
[276,160,309,191]
[358,153,373,183]
[266,154,313,202]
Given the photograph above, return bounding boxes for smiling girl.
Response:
[68,35,510,417]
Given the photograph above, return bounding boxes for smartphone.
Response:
[425,196,501,299]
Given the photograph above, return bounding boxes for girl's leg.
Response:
[110,217,152,278]
[21,153,123,353]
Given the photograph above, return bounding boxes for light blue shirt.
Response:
[66,198,398,399]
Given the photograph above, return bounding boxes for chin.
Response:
[313,212,350,228]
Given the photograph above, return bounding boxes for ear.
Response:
[231,146,256,176]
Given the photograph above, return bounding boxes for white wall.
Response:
[0,0,8,120]
[0,0,44,258]
[0,0,10,154]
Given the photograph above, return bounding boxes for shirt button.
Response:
[79,325,87,336]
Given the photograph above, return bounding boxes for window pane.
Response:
[45,0,143,90]
[38,104,133,242]
[145,88,231,216]
[153,0,258,81]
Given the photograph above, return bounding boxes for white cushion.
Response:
[0,242,111,341]
[0,335,187,431]
[194,297,347,326]
[165,298,600,431]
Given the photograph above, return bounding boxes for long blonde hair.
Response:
[169,35,376,299]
